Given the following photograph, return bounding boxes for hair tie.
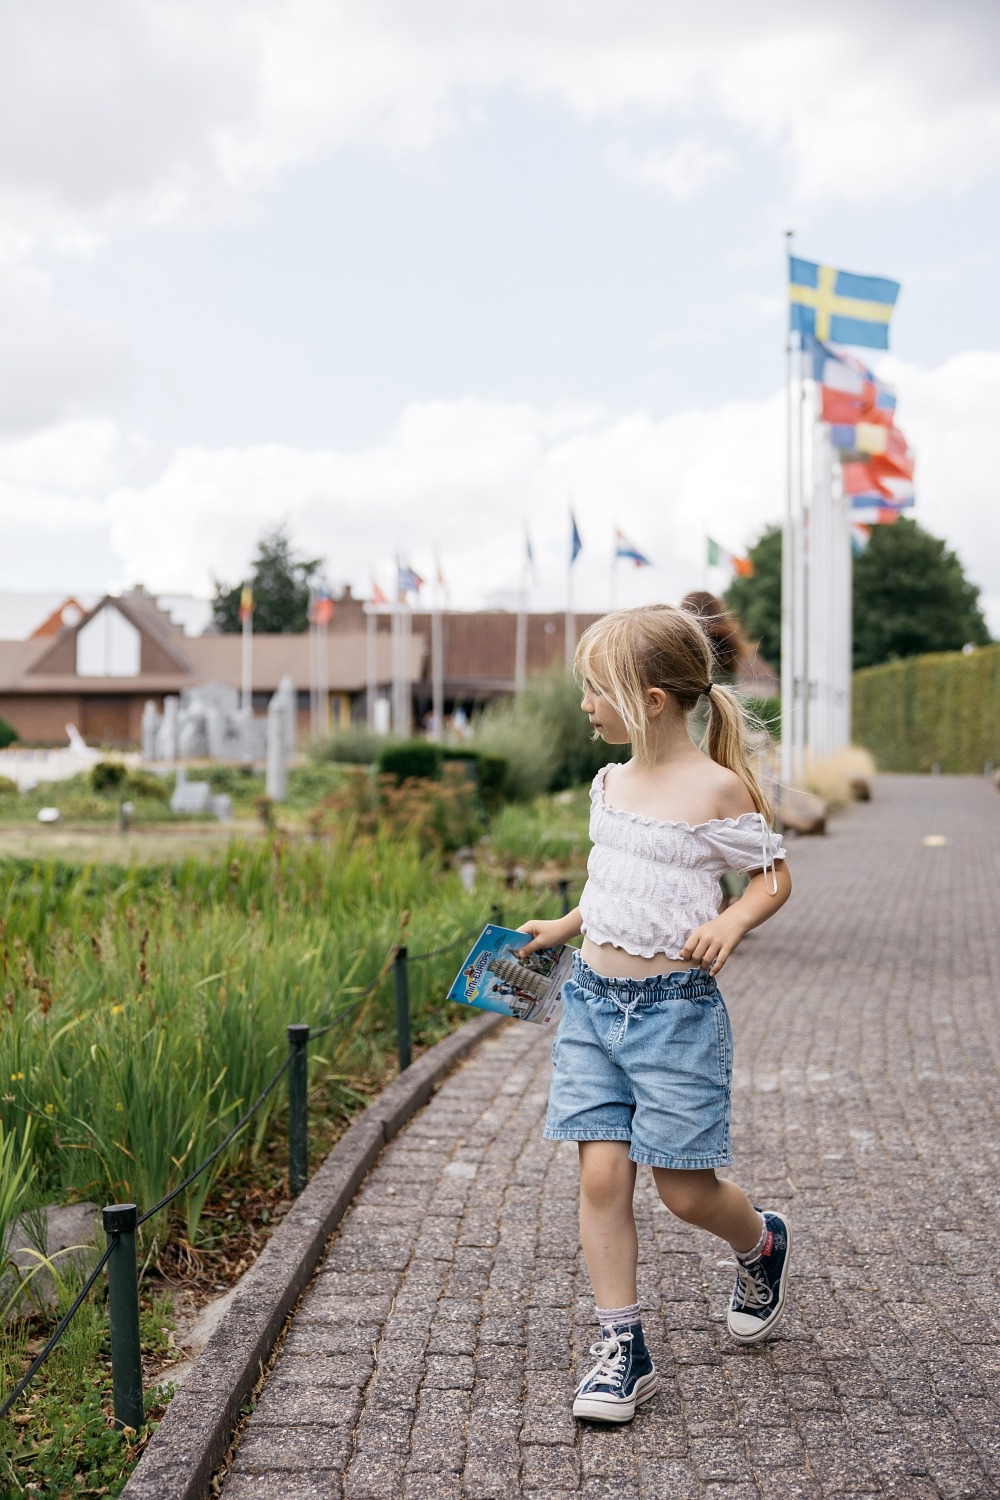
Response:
[703,682,714,698]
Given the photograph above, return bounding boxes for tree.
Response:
[212,525,325,634]
[723,526,782,666]
[723,518,991,673]
[851,517,990,668]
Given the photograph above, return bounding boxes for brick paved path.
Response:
[220,775,1000,1499]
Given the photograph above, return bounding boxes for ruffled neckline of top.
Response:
[592,765,766,832]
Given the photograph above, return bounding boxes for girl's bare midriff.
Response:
[580,936,697,980]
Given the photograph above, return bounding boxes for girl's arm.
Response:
[680,862,792,976]
[516,906,583,956]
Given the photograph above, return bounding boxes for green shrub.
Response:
[0,717,16,749]
[125,768,171,802]
[88,760,128,794]
[440,748,509,813]
[205,764,261,795]
[0,775,18,798]
[473,671,628,799]
[377,740,443,783]
[853,642,1000,773]
[285,760,345,806]
[311,726,385,764]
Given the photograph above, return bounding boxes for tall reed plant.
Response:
[0,829,509,1260]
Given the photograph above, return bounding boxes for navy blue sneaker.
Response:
[572,1322,657,1423]
[727,1209,791,1344]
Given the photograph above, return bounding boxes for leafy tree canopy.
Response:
[851,517,990,668]
[211,525,325,634]
[724,518,991,672]
[723,526,782,667]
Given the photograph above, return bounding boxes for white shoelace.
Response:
[576,1331,631,1393]
[733,1258,773,1311]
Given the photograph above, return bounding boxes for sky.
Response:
[2,0,999,631]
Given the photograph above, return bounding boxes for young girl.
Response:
[518,604,791,1425]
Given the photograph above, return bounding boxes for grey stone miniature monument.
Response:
[170,766,212,815]
[160,696,179,761]
[265,686,290,801]
[141,700,160,762]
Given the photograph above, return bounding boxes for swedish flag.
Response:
[789,257,900,350]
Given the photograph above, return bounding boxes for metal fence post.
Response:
[490,904,504,928]
[557,879,569,916]
[393,946,412,1073]
[103,1204,144,1433]
[287,1024,310,1196]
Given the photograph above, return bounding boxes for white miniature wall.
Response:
[76,606,141,677]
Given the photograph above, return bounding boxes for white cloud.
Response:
[0,260,131,434]
[607,139,736,198]
[4,353,998,631]
[2,2,998,249]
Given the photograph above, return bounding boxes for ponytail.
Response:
[575,604,774,823]
[704,684,772,822]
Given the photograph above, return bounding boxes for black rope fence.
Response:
[0,899,526,1430]
[0,1236,119,1425]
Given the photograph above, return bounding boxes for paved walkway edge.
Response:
[122,1010,505,1500]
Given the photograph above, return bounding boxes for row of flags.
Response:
[242,518,755,615]
[790,255,914,526]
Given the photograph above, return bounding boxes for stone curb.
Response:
[121,1009,504,1500]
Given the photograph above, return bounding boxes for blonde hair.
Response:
[575,604,772,819]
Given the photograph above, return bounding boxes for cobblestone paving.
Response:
[220,775,1000,1499]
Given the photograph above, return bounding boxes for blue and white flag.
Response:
[790,258,900,350]
[570,511,583,565]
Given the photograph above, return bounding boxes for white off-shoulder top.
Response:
[578,765,787,960]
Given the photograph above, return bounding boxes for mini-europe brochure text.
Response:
[447,924,573,1025]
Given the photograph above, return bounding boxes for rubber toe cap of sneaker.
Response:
[727,1309,772,1342]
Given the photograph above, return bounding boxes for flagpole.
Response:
[365,603,377,730]
[402,599,413,738]
[793,369,808,783]
[240,581,252,715]
[307,587,317,739]
[318,607,330,736]
[565,570,574,674]
[780,231,796,792]
[515,568,528,695]
[431,584,443,740]
[566,503,577,673]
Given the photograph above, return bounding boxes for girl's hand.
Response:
[516,911,581,956]
[681,864,792,975]
[679,912,742,975]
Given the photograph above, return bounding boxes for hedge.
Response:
[852,643,1000,773]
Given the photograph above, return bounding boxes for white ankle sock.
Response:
[733,1215,768,1263]
[596,1301,642,1330]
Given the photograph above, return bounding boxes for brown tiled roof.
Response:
[183,631,423,693]
[0,638,51,690]
[1,618,423,697]
[410,611,603,688]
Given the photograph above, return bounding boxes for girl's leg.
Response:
[578,1141,639,1305]
[651,1166,762,1253]
[653,1167,791,1345]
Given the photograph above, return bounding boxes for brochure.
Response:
[447,924,573,1025]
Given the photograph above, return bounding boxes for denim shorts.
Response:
[543,954,733,1170]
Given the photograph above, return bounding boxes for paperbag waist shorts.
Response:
[543,953,733,1170]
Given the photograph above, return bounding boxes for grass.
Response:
[484,787,590,877]
[0,781,577,1491]
[0,1280,176,1498]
